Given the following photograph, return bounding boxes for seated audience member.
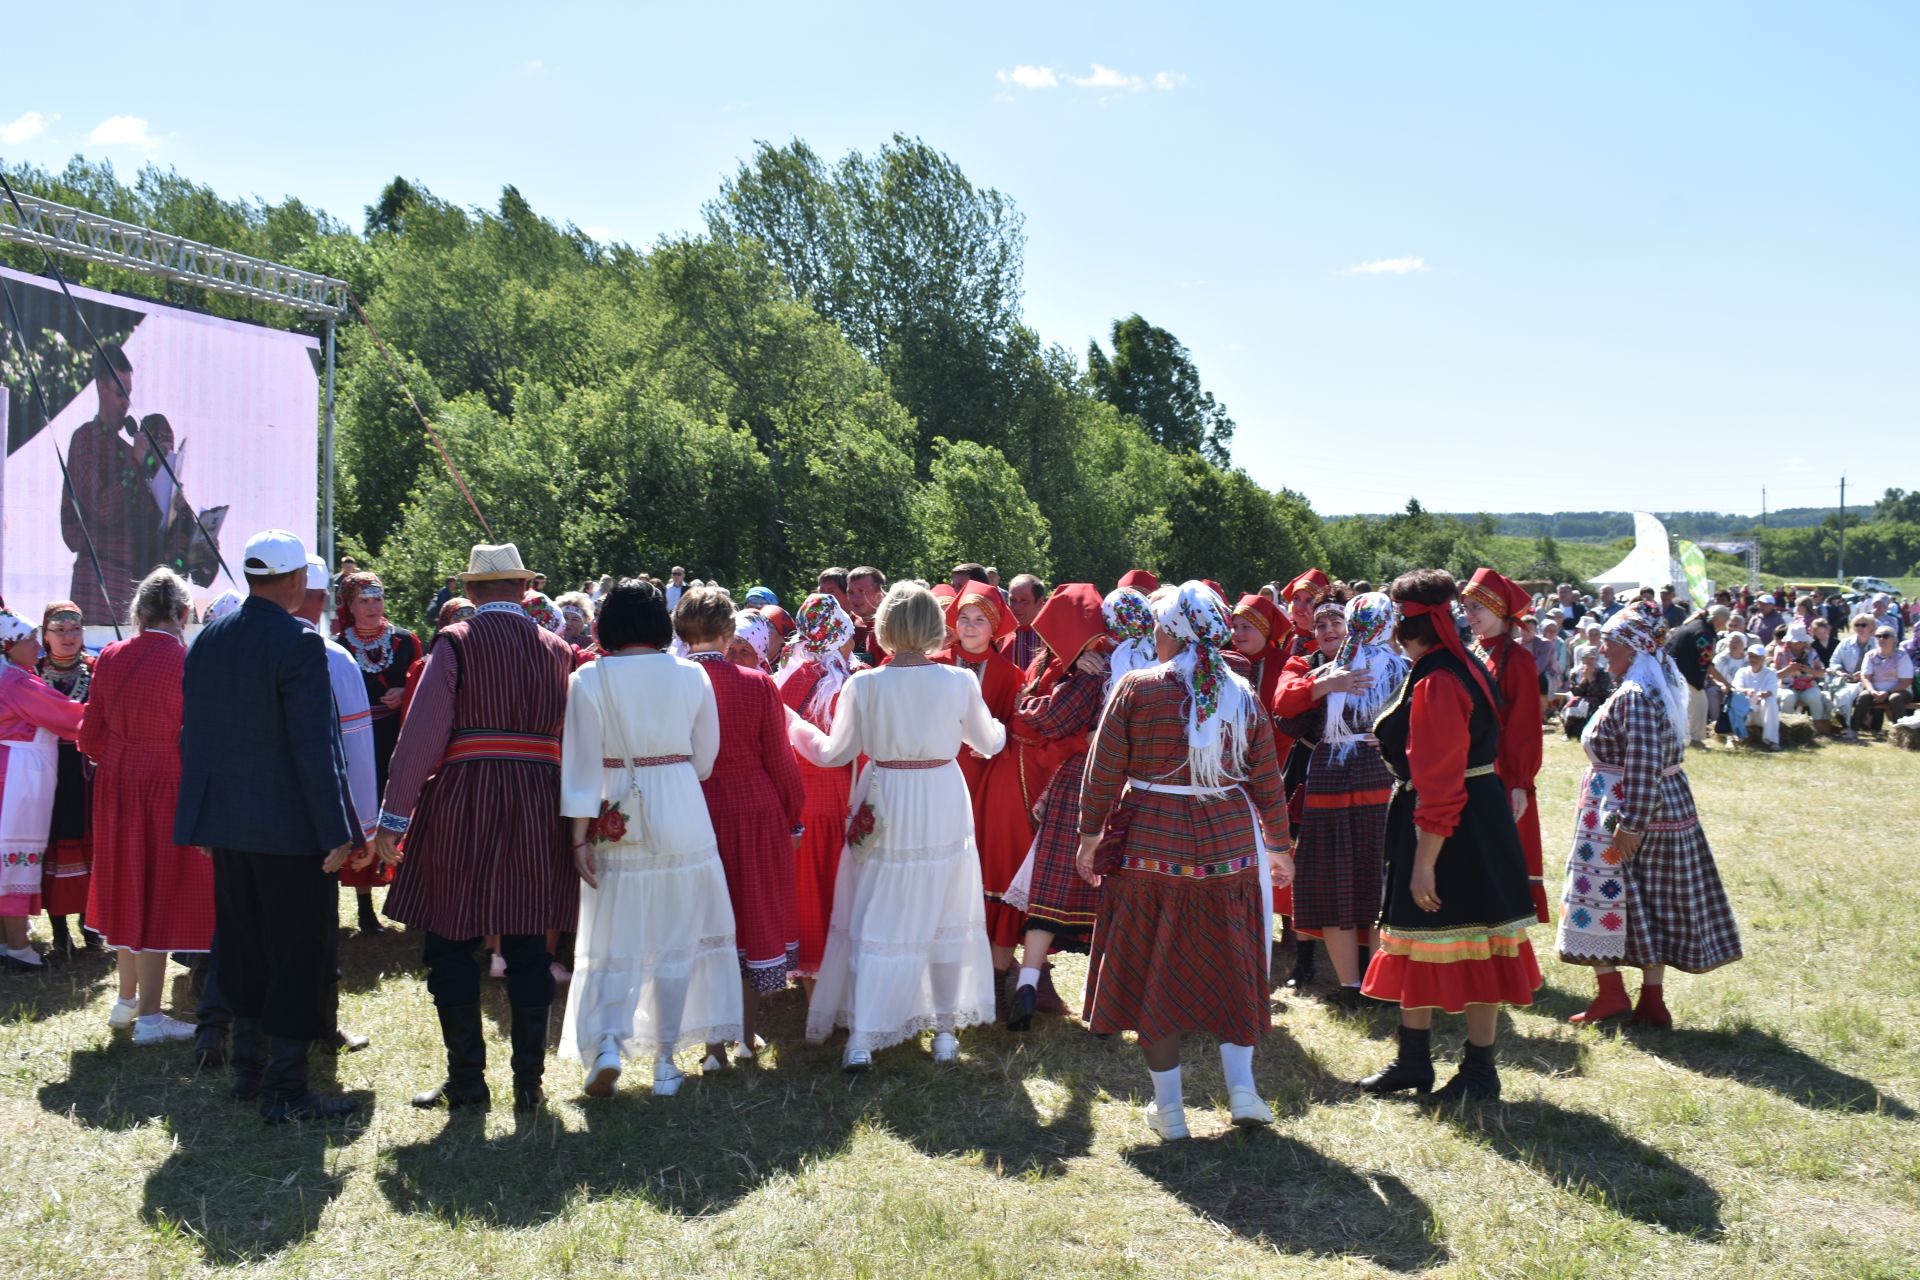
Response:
[1561,649,1613,740]
[1771,625,1830,728]
[1849,626,1915,736]
[1731,644,1781,751]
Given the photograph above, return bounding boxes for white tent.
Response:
[1590,511,1687,596]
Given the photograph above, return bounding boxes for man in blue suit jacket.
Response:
[176,529,361,1124]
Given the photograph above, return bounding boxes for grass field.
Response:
[4,734,1919,1278]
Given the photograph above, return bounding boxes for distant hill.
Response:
[1425,510,1831,541]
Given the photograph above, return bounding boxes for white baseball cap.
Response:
[306,555,330,591]
[243,529,308,577]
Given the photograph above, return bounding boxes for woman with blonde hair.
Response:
[789,582,1005,1071]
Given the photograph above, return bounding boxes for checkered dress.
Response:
[1013,664,1108,943]
[1555,686,1742,973]
[1078,668,1289,1044]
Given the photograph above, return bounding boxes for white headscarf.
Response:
[1322,591,1409,760]
[1590,604,1690,751]
[734,610,774,673]
[1150,581,1256,793]
[1101,587,1158,703]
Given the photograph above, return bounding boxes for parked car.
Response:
[1849,576,1903,599]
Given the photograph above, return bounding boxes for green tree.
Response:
[1087,314,1236,464]
[912,438,1051,580]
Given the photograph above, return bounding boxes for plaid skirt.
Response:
[1019,750,1100,945]
[1084,862,1269,1044]
[1291,741,1391,930]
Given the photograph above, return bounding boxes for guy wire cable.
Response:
[0,171,236,588]
[0,270,125,639]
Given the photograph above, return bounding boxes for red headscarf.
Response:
[1232,592,1287,707]
[1282,568,1330,604]
[1400,597,1494,705]
[1032,583,1109,687]
[946,586,1015,645]
[1116,569,1159,594]
[1461,568,1533,622]
[760,604,796,638]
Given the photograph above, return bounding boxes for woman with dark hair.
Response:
[1460,568,1550,923]
[1076,582,1294,1138]
[677,587,806,1063]
[1358,569,1541,1102]
[560,578,739,1098]
[37,600,97,952]
[403,596,476,718]
[334,571,420,934]
[0,610,85,971]
[84,569,214,1041]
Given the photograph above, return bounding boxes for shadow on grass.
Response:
[39,1042,369,1264]
[1123,1129,1444,1272]
[1438,1097,1723,1237]
[1630,1023,1916,1118]
[1,945,115,1021]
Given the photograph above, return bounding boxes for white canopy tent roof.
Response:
[1589,511,1687,596]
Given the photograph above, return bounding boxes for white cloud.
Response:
[996,65,1059,90]
[1344,256,1431,275]
[88,115,156,149]
[994,64,1182,95]
[2,111,55,145]
[524,58,544,71]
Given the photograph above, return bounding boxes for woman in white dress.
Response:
[790,582,1006,1071]
[560,580,742,1098]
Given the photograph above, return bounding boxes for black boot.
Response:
[508,1004,549,1113]
[47,914,73,956]
[412,1004,490,1109]
[259,1038,361,1123]
[1330,985,1365,1012]
[356,894,386,936]
[1357,945,1372,981]
[1007,978,1037,1032]
[227,1018,266,1099]
[1285,940,1318,990]
[1357,1025,1434,1095]
[1431,1039,1500,1104]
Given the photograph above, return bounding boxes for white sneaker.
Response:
[931,1032,959,1063]
[700,1052,725,1073]
[3,944,44,969]
[1228,1086,1275,1127]
[730,1034,766,1063]
[549,961,572,985]
[108,997,140,1029]
[488,952,506,979]
[584,1042,622,1098]
[652,1059,685,1097]
[1145,1100,1190,1141]
[132,1013,196,1045]
[842,1046,872,1073]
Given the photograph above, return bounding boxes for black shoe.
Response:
[1284,940,1318,990]
[259,1037,358,1123]
[228,1018,266,1100]
[356,896,386,936]
[1329,985,1365,1012]
[1007,983,1038,1032]
[195,1032,229,1071]
[508,1004,549,1114]
[1357,1025,1434,1095]
[263,1091,363,1124]
[1431,1040,1500,1104]
[413,1004,490,1109]
[512,1084,545,1114]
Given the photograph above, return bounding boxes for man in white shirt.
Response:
[664,566,687,612]
[1732,645,1781,750]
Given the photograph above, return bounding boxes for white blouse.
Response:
[790,662,1004,769]
[561,652,719,819]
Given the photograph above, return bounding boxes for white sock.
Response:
[135,1013,164,1027]
[1149,1064,1183,1112]
[1017,966,1041,989]
[1343,981,1362,989]
[1218,1042,1256,1091]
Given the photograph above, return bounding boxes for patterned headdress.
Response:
[522,591,564,634]
[948,587,1015,644]
[332,570,384,636]
[0,609,34,649]
[1232,593,1285,655]
[1324,591,1408,759]
[776,592,855,724]
[42,601,82,628]
[1599,602,1690,749]
[733,610,774,672]
[1462,567,1533,623]
[1150,580,1256,792]
[1102,586,1158,702]
[204,589,246,625]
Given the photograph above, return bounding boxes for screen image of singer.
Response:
[0,264,318,625]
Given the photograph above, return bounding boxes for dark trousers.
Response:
[422,931,553,1011]
[197,912,342,1040]
[211,849,332,1041]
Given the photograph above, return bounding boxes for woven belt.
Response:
[874,758,946,770]
[1464,763,1497,778]
[443,730,560,765]
[1119,852,1258,879]
[602,754,692,768]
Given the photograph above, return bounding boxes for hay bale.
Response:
[1891,721,1920,751]
[1749,712,1818,749]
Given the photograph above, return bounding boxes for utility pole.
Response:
[1761,486,1767,528]
[1837,475,1846,582]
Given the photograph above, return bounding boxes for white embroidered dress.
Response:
[789,662,1006,1052]
[559,653,742,1064]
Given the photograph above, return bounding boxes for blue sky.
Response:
[4,1,1913,516]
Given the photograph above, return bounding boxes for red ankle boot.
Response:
[1631,982,1671,1027]
[1570,971,1631,1024]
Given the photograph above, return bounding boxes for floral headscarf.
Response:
[1150,581,1256,791]
[522,591,564,634]
[776,592,855,724]
[1324,591,1408,758]
[0,609,34,652]
[1598,602,1690,749]
[204,588,246,625]
[734,610,774,672]
[1102,587,1158,702]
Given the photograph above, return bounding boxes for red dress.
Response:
[1480,632,1549,922]
[80,632,214,952]
[935,643,1027,948]
[1006,655,1108,946]
[779,663,852,977]
[1269,651,1324,921]
[690,653,807,991]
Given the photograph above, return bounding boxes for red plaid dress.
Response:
[692,654,807,991]
[780,663,851,977]
[1079,668,1289,1043]
[80,632,213,952]
[1008,659,1107,944]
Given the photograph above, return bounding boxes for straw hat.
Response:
[461,543,537,583]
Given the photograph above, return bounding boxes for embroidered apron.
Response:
[0,727,59,901]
